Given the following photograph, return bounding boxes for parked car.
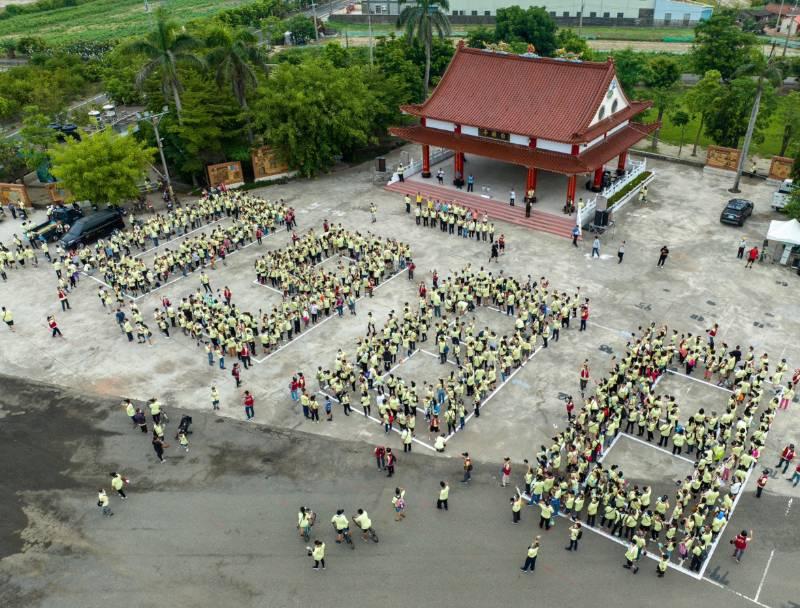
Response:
[772,179,794,211]
[58,208,125,250]
[24,205,83,243]
[720,198,754,226]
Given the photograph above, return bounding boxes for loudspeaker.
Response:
[376,157,386,172]
[594,210,609,227]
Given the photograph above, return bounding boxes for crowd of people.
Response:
[66,193,295,297]
[403,193,498,243]
[507,323,791,575]
[315,265,586,450]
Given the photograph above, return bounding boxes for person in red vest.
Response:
[57,288,71,312]
[580,301,590,332]
[755,470,769,498]
[745,246,759,269]
[407,260,416,281]
[731,529,753,562]
[579,360,590,394]
[243,390,255,420]
[777,443,795,474]
[223,286,232,306]
[47,314,63,338]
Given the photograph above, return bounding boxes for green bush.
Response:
[608,171,652,207]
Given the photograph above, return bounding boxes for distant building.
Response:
[361,0,712,26]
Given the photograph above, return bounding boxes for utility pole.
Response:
[578,0,585,37]
[367,0,374,66]
[782,0,798,57]
[137,107,174,203]
[312,2,320,42]
[730,46,776,193]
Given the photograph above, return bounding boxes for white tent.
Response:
[767,218,800,265]
[767,219,800,246]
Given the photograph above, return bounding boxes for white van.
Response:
[772,179,794,211]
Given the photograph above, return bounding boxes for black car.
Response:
[25,206,83,242]
[58,208,125,250]
[720,198,754,226]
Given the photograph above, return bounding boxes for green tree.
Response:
[778,91,800,157]
[123,7,204,123]
[643,56,681,150]
[0,139,27,182]
[556,29,591,58]
[690,10,758,82]
[162,73,247,182]
[611,48,648,93]
[398,0,451,98]
[784,187,800,221]
[684,69,723,156]
[261,15,285,50]
[374,35,425,103]
[18,105,57,171]
[49,128,155,206]
[671,109,690,156]
[466,26,496,49]
[253,59,375,176]
[284,14,316,44]
[704,77,776,149]
[494,5,557,56]
[729,51,784,192]
[206,27,267,144]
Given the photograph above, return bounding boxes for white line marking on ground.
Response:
[444,345,544,441]
[665,368,734,393]
[316,387,436,452]
[697,463,756,579]
[618,431,696,465]
[786,498,793,517]
[754,549,775,603]
[251,268,406,364]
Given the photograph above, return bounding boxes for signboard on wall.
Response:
[768,156,794,181]
[705,145,741,172]
[0,183,31,208]
[251,146,290,182]
[207,161,244,188]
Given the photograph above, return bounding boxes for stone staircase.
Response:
[385,180,578,240]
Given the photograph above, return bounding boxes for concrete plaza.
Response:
[0,148,798,608]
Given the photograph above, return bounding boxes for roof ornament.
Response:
[519,42,539,58]
[457,39,465,50]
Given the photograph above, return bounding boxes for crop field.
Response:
[0,0,245,44]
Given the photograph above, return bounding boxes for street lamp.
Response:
[136,106,175,203]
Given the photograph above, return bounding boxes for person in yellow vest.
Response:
[657,552,669,577]
[623,540,640,573]
[110,472,128,499]
[310,540,325,570]
[539,499,553,530]
[565,521,582,551]
[437,481,449,511]
[511,493,523,524]
[97,488,113,516]
[520,536,540,572]
[211,385,220,410]
[2,306,14,332]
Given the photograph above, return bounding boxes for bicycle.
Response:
[363,527,379,543]
[340,528,355,550]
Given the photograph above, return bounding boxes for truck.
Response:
[772,179,795,211]
[24,205,83,243]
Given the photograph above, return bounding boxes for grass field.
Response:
[639,92,792,158]
[0,0,245,44]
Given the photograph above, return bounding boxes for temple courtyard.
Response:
[1,150,798,608]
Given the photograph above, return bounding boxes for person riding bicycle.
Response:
[297,506,314,539]
[331,509,350,543]
[353,509,374,541]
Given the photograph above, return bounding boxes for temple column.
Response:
[422,145,431,178]
[592,166,604,190]
[525,167,537,193]
[617,150,628,174]
[566,175,577,206]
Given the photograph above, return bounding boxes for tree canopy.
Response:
[49,128,155,205]
[691,10,758,81]
[494,5,557,57]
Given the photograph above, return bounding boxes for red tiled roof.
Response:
[401,46,648,143]
[767,2,800,15]
[389,122,658,174]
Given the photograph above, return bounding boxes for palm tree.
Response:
[398,0,451,98]
[124,7,203,123]
[206,27,267,144]
[730,45,783,193]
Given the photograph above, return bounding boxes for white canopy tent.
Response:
[766,219,800,264]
